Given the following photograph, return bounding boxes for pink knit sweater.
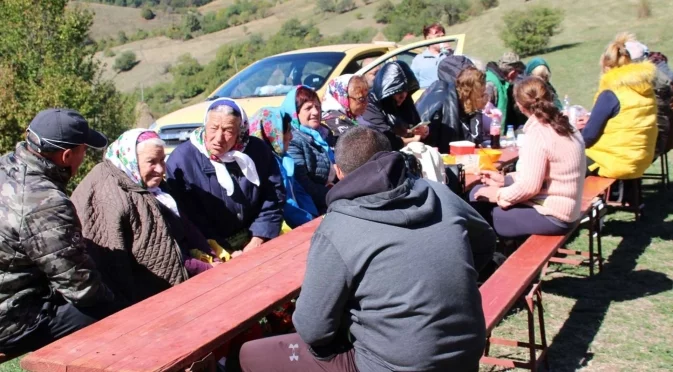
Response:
[496,115,586,222]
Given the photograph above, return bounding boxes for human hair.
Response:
[295,86,321,113]
[348,75,369,93]
[514,77,574,137]
[335,126,391,175]
[531,65,551,82]
[282,112,292,133]
[422,23,445,38]
[600,32,634,72]
[206,104,242,126]
[456,67,487,114]
[137,137,166,153]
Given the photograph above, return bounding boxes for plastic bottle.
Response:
[563,95,570,113]
[503,125,515,147]
[490,118,501,149]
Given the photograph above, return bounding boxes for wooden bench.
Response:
[479,176,615,371]
[21,218,322,372]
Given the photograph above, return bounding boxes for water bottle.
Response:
[563,95,570,113]
[503,125,515,147]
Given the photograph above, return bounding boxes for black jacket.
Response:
[361,61,421,151]
[416,56,484,151]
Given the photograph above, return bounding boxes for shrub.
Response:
[182,13,201,33]
[375,0,395,23]
[103,48,116,57]
[316,0,336,13]
[141,7,155,20]
[480,0,498,10]
[113,51,139,72]
[335,0,356,14]
[637,0,652,18]
[500,6,564,56]
[355,12,363,20]
[117,30,129,44]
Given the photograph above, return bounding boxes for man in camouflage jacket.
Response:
[0,109,116,356]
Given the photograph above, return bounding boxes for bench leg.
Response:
[596,202,604,273]
[588,210,595,277]
[665,152,670,190]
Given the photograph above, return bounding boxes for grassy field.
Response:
[72,1,182,40]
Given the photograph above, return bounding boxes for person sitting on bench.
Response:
[470,77,586,238]
[167,98,285,258]
[0,109,117,357]
[72,129,222,306]
[239,127,496,372]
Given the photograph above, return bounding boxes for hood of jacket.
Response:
[486,61,507,82]
[371,61,420,103]
[525,57,551,76]
[437,55,475,84]
[598,61,657,98]
[326,152,437,227]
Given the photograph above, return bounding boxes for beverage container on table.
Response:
[490,118,501,149]
[563,95,570,113]
[502,125,515,147]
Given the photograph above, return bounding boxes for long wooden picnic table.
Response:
[21,148,521,372]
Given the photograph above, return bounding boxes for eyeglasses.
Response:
[349,95,367,104]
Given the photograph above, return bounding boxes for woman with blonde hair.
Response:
[578,32,658,179]
[470,77,585,238]
[456,66,488,144]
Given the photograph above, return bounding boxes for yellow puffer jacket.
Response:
[586,62,658,179]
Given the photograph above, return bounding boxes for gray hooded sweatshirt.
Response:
[293,152,496,372]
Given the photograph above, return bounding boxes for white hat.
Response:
[625,41,650,61]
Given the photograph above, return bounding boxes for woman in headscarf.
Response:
[525,57,563,110]
[321,74,370,145]
[166,98,285,257]
[361,61,428,151]
[72,129,219,305]
[283,86,335,214]
[249,107,319,228]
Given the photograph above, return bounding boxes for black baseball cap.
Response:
[26,108,107,152]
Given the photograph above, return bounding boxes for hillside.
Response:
[93,0,391,92]
[90,0,672,108]
[72,1,181,40]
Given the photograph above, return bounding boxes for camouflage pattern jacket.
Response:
[0,143,113,343]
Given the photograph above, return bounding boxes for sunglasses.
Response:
[349,95,367,104]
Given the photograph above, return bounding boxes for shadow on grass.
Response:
[545,42,583,54]
[543,183,673,371]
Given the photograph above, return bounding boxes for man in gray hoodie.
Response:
[239,127,496,372]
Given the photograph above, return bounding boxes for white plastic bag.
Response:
[400,142,447,184]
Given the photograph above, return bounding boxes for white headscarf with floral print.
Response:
[106,128,180,216]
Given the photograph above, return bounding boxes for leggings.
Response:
[469,185,572,238]
[239,333,358,372]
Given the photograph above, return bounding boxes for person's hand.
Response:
[211,261,222,267]
[474,186,499,203]
[402,134,422,145]
[231,250,243,259]
[242,237,264,253]
[480,171,505,187]
[575,114,589,130]
[412,126,430,139]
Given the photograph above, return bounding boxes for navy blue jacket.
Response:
[166,137,285,247]
[287,128,332,213]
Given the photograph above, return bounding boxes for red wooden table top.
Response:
[22,218,322,372]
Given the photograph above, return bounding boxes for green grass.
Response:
[479,153,673,371]
[445,0,673,108]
